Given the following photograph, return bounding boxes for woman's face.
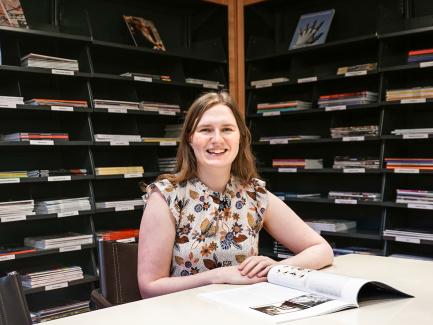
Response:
[190,104,240,172]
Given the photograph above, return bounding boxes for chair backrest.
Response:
[0,272,32,325]
[98,240,141,305]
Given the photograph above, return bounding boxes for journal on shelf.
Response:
[200,265,412,323]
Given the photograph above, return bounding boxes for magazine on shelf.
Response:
[200,264,412,323]
[0,0,27,28]
[289,9,335,49]
[123,15,166,51]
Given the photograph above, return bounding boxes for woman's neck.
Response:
[196,167,230,193]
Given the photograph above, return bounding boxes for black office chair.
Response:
[90,241,141,309]
[0,271,32,325]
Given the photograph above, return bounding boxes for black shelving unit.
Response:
[245,0,433,261]
[0,0,227,317]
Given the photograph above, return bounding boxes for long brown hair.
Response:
[157,91,258,185]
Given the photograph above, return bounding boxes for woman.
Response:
[138,92,333,298]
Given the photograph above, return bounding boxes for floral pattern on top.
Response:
[142,176,268,277]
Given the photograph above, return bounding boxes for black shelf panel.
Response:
[246,34,378,62]
[23,274,98,295]
[16,104,92,114]
[380,25,433,39]
[284,197,384,207]
[0,141,92,147]
[383,235,433,246]
[94,205,144,215]
[0,175,93,185]
[321,229,382,240]
[380,63,426,73]
[91,40,226,64]
[0,65,91,78]
[0,26,91,42]
[94,172,159,180]
[253,136,381,146]
[259,167,383,174]
[92,107,182,118]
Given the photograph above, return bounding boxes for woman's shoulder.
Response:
[241,177,267,193]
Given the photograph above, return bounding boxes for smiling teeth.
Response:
[208,149,226,153]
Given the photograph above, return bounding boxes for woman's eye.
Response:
[199,128,210,133]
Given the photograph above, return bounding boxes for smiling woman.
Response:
[137,91,334,299]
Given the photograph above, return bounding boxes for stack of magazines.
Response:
[159,157,177,172]
[336,63,377,75]
[259,135,321,143]
[20,265,84,289]
[0,170,27,178]
[407,48,433,63]
[396,189,433,206]
[24,232,93,249]
[95,166,144,176]
[96,229,140,242]
[318,91,377,108]
[0,199,35,219]
[30,300,90,323]
[93,99,140,111]
[120,72,171,82]
[139,101,180,114]
[0,96,24,108]
[94,134,141,143]
[333,157,380,169]
[256,100,312,114]
[95,199,144,210]
[273,192,321,200]
[385,158,433,170]
[35,197,91,215]
[306,219,357,233]
[0,245,36,257]
[391,128,433,137]
[27,169,88,177]
[21,53,79,71]
[383,228,433,243]
[0,132,69,141]
[272,159,323,169]
[330,125,379,138]
[328,191,382,202]
[386,87,433,101]
[25,98,88,108]
[272,240,293,259]
[185,78,223,89]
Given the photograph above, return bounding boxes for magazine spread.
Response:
[200,265,412,323]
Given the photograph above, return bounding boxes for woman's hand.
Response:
[215,266,267,285]
[238,256,279,278]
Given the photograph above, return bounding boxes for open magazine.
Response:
[200,265,412,323]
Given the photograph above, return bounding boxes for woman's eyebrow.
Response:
[197,123,237,128]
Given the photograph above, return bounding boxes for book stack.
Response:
[25,98,88,108]
[407,48,433,63]
[306,219,357,233]
[272,159,323,169]
[0,170,28,178]
[318,91,377,108]
[27,169,88,177]
[158,157,177,172]
[96,229,140,242]
[256,100,312,114]
[120,72,171,82]
[386,87,433,101]
[30,300,90,323]
[328,191,382,202]
[336,63,377,75]
[0,96,24,108]
[95,199,144,210]
[0,199,35,219]
[385,158,433,170]
[272,241,293,259]
[383,228,433,243]
[35,197,91,215]
[330,125,379,138]
[185,78,224,89]
[396,189,433,206]
[259,135,321,143]
[333,157,380,169]
[250,77,289,87]
[93,99,140,111]
[94,134,142,143]
[20,265,84,289]
[95,166,144,176]
[21,53,79,71]
[391,128,433,137]
[0,132,69,141]
[273,192,321,200]
[24,232,93,249]
[139,101,181,114]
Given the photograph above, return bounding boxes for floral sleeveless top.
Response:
[143,176,268,277]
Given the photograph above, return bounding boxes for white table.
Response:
[46,254,433,324]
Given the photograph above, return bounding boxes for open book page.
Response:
[199,282,352,323]
[268,265,369,305]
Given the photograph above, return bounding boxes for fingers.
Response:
[238,256,275,278]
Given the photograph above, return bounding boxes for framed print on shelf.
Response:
[289,9,335,50]
[123,15,166,51]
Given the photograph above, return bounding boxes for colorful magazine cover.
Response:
[289,9,335,49]
[123,15,166,51]
[0,0,27,28]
